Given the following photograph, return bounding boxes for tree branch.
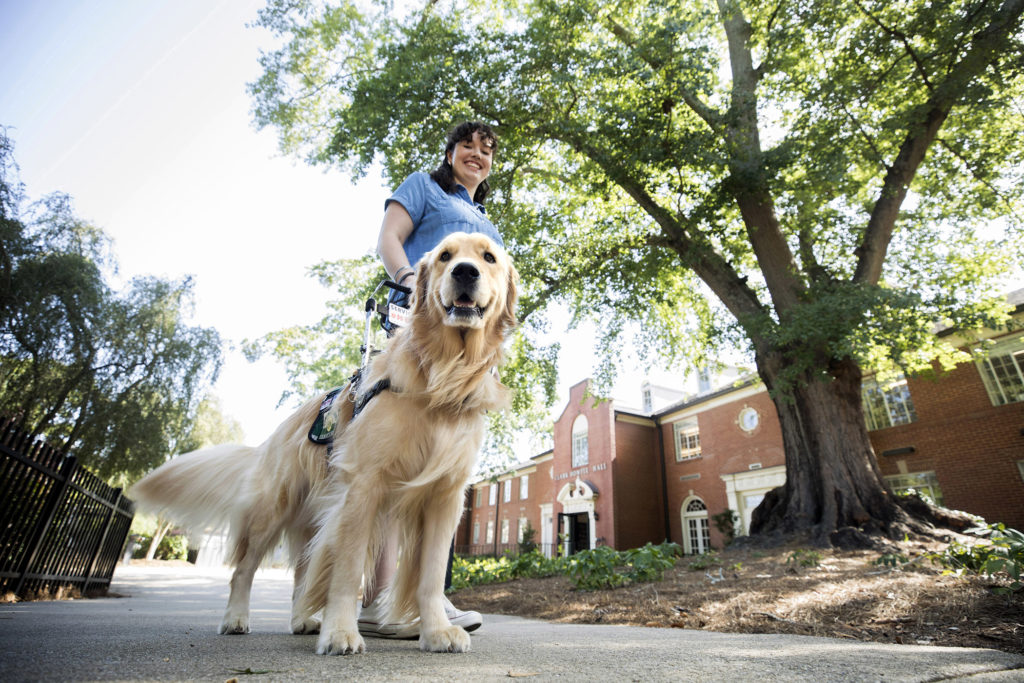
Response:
[717,0,805,314]
[597,13,723,133]
[854,0,1024,284]
[552,130,767,328]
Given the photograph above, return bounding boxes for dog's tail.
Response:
[128,443,257,532]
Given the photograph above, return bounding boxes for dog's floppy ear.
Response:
[412,258,431,316]
[500,261,519,331]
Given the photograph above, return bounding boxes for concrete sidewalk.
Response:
[1,564,1021,682]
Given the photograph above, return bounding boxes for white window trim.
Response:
[862,373,918,431]
[503,479,512,503]
[681,496,710,555]
[572,415,589,468]
[520,474,529,500]
[489,484,497,506]
[976,333,1024,406]
[885,471,944,508]
[674,418,701,461]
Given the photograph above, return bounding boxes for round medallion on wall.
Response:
[738,406,759,433]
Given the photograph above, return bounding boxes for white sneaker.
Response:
[357,594,419,639]
[443,595,483,633]
[356,594,482,638]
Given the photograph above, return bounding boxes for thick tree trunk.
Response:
[749,352,920,547]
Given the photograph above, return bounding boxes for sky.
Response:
[1,0,688,447]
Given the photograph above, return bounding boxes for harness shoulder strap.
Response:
[353,378,392,418]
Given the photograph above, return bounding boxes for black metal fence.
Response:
[0,418,135,598]
[457,542,559,558]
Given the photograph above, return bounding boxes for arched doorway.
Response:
[557,478,598,555]
[681,496,710,555]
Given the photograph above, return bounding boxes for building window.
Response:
[486,521,494,544]
[475,488,482,508]
[520,474,529,500]
[572,415,589,468]
[977,333,1024,406]
[503,479,512,503]
[489,484,497,506]
[500,519,510,544]
[518,517,529,542]
[885,471,944,508]
[682,497,710,555]
[674,418,701,461]
[1018,460,1024,483]
[473,522,480,544]
[862,374,918,431]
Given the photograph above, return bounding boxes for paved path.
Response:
[1,563,1022,682]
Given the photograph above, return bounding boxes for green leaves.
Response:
[0,133,223,483]
[450,542,682,592]
[248,0,1024,406]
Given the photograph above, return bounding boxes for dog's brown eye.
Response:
[484,252,496,264]
[439,251,451,262]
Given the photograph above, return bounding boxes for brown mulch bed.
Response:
[449,543,1024,655]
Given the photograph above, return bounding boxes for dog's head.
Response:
[413,232,517,335]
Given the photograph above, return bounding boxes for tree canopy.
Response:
[251,0,1022,384]
[0,131,224,484]
[247,0,1024,541]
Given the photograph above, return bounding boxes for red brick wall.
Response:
[611,418,666,549]
[663,390,785,549]
[871,362,1024,530]
[552,381,618,547]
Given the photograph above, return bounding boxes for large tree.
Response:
[249,0,1024,544]
[0,132,224,483]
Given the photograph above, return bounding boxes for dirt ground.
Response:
[448,542,1024,655]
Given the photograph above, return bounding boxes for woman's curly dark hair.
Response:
[429,121,498,204]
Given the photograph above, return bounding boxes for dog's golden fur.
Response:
[130,232,517,654]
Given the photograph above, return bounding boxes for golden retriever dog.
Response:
[129,232,517,655]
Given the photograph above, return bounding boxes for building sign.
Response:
[554,462,607,481]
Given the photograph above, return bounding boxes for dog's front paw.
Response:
[316,629,365,655]
[291,616,321,634]
[419,625,471,653]
[219,615,250,635]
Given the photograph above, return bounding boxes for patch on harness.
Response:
[308,387,345,444]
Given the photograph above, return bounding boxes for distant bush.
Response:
[452,542,682,592]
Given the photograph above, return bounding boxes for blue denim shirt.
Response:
[382,173,503,324]
[385,172,504,268]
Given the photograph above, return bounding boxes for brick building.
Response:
[458,304,1024,556]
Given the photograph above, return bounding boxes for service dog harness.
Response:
[307,369,398,453]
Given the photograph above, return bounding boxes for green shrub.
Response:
[711,509,739,545]
[686,550,719,571]
[451,542,681,592]
[518,521,538,555]
[786,548,822,568]
[926,524,1024,595]
[449,549,564,591]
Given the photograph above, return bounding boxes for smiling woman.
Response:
[376,122,502,316]
[359,120,505,637]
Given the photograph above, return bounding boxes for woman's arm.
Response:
[376,202,416,283]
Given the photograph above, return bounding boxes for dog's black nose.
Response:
[451,262,480,285]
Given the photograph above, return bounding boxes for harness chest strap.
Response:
[352,378,394,418]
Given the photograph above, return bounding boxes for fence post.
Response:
[82,490,122,594]
[13,454,79,596]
